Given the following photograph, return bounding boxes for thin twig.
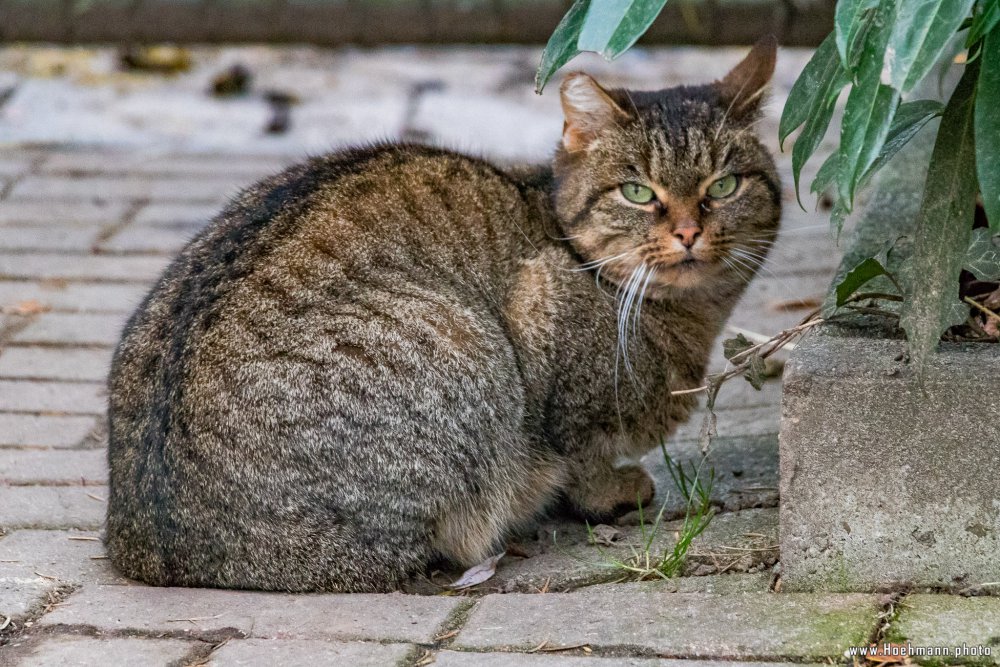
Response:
[965,296,1000,325]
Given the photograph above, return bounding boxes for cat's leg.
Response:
[562,438,655,521]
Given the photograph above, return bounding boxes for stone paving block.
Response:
[0,413,97,447]
[892,595,1000,664]
[471,508,777,595]
[41,151,295,178]
[17,635,198,667]
[40,585,462,643]
[132,202,220,228]
[670,406,779,442]
[0,280,148,313]
[0,449,107,485]
[0,347,113,382]
[0,225,101,252]
[208,639,414,667]
[645,436,779,517]
[0,201,128,226]
[98,225,196,255]
[0,485,107,529]
[11,312,127,346]
[434,653,820,667]
[711,376,783,410]
[0,380,106,414]
[9,175,249,203]
[0,575,60,621]
[0,529,126,585]
[455,588,880,659]
[0,157,33,178]
[0,253,169,282]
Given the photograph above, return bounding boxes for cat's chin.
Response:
[650,260,719,291]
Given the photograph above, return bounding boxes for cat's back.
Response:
[109,142,548,471]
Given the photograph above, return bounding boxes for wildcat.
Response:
[106,37,781,593]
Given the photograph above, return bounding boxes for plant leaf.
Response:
[447,552,505,590]
[535,0,590,93]
[976,25,1000,232]
[722,333,753,360]
[838,0,900,208]
[784,36,851,207]
[743,354,767,391]
[968,0,1000,46]
[835,257,891,306]
[779,34,846,151]
[578,0,669,59]
[882,0,977,93]
[860,99,943,183]
[964,228,1000,280]
[835,0,881,67]
[535,0,669,92]
[811,152,840,195]
[899,58,981,370]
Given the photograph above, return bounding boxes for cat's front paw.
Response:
[568,464,655,522]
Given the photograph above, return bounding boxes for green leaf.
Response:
[781,35,851,206]
[883,0,977,93]
[722,334,753,361]
[779,34,847,151]
[964,228,1000,280]
[535,0,669,93]
[743,354,767,391]
[899,58,981,370]
[837,0,900,208]
[835,257,891,306]
[577,0,669,59]
[860,99,943,183]
[811,153,840,195]
[967,0,1000,47]
[976,26,1000,231]
[835,0,881,67]
[535,0,590,93]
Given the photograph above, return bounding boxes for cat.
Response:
[105,37,781,593]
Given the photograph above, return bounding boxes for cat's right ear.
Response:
[560,73,628,153]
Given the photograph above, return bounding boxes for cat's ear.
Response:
[715,35,777,119]
[560,73,628,153]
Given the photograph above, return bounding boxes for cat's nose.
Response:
[673,226,701,248]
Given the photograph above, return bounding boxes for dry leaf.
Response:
[447,551,504,590]
[768,296,823,312]
[4,299,49,315]
[589,524,622,547]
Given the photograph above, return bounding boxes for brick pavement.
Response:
[2,46,995,666]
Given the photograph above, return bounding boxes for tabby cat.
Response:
[106,38,781,592]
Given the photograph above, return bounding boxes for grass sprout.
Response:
[580,446,716,581]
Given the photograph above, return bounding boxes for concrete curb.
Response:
[0,0,833,46]
[778,73,1000,592]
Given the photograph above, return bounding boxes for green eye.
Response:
[621,183,655,204]
[707,174,740,199]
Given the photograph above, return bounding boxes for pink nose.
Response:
[673,227,701,248]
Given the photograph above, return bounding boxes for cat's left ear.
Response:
[715,35,777,119]
[560,72,629,153]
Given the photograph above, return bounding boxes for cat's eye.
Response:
[620,183,655,204]
[706,174,740,199]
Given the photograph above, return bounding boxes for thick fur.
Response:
[106,41,781,592]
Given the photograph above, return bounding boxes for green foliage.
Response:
[835,257,891,306]
[582,448,714,581]
[899,59,981,368]
[977,26,1000,231]
[964,228,1000,280]
[538,0,1000,365]
[535,0,667,93]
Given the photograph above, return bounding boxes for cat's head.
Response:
[552,37,781,296]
